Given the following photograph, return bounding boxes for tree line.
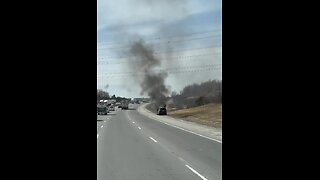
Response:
[97,89,129,102]
[170,80,222,109]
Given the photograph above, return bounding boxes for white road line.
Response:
[139,106,222,143]
[156,119,222,143]
[101,125,103,128]
[138,126,141,130]
[97,134,99,139]
[132,121,135,123]
[144,133,209,180]
[185,165,208,180]
[149,137,157,143]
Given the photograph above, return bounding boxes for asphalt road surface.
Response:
[97,105,222,180]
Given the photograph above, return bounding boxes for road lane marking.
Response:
[132,121,135,124]
[101,125,103,128]
[185,165,208,180]
[149,137,157,143]
[138,126,141,130]
[144,133,210,180]
[138,106,222,143]
[155,119,222,143]
[97,134,99,139]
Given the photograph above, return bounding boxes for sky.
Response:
[97,0,222,98]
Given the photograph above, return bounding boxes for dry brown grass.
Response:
[167,103,222,128]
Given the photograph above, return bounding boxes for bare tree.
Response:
[171,80,222,108]
[97,89,110,101]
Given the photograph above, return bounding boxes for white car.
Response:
[109,106,115,111]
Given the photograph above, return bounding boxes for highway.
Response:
[97,105,222,180]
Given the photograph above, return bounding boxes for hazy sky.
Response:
[97,0,222,98]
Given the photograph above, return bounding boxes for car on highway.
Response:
[97,103,108,115]
[157,107,167,115]
[109,105,115,111]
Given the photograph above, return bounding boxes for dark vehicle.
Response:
[97,103,108,115]
[122,104,128,110]
[157,107,167,115]
[121,100,129,110]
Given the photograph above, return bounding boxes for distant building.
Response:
[109,99,116,104]
[133,98,150,103]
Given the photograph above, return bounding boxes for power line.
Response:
[98,46,221,59]
[97,52,221,65]
[98,67,221,79]
[99,64,221,75]
[97,64,221,77]
[98,34,220,50]
[99,29,221,47]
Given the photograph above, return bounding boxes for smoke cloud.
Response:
[128,40,169,107]
[122,0,190,109]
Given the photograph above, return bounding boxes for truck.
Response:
[97,103,108,115]
[121,100,129,110]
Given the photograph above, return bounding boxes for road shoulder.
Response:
[137,103,222,143]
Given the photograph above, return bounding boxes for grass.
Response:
[167,103,222,128]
